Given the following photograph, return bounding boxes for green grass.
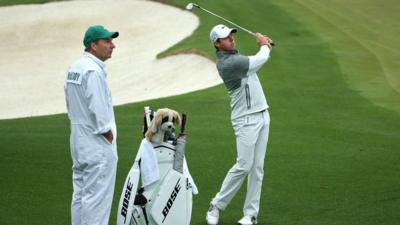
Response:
[270,0,400,114]
[0,0,59,6]
[1,0,400,225]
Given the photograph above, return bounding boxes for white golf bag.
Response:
[117,107,197,225]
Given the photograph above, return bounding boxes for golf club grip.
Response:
[247,31,275,46]
[181,113,187,134]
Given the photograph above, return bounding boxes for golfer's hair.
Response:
[214,39,219,50]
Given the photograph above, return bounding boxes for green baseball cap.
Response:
[83,25,119,48]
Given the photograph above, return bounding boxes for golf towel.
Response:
[136,138,160,187]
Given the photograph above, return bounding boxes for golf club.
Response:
[185,3,275,46]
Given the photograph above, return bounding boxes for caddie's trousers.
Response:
[70,124,118,225]
[211,110,270,217]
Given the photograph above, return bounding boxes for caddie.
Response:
[64,25,119,225]
[206,24,273,225]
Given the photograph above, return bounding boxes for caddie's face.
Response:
[91,38,115,61]
[215,33,235,51]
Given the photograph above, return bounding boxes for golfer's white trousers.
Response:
[70,124,118,225]
[212,110,270,217]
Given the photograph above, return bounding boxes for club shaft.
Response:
[196,5,256,36]
[193,3,275,46]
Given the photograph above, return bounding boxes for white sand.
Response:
[0,0,221,119]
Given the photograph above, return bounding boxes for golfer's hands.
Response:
[102,130,113,144]
[256,33,273,49]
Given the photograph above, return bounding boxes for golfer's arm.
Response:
[248,45,270,74]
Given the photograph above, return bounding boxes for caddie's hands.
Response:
[255,33,273,49]
[102,130,113,144]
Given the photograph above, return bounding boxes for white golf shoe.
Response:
[206,204,220,225]
[238,215,257,225]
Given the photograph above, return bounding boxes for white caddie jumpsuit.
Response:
[212,45,271,218]
[64,52,118,225]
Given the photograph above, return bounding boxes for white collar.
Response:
[83,52,106,70]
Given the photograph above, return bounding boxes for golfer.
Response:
[206,24,273,225]
[64,25,119,225]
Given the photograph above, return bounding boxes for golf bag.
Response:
[117,107,197,225]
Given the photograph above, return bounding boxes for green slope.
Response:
[1,0,400,225]
[0,0,57,6]
[271,0,400,113]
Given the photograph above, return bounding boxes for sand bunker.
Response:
[0,0,221,119]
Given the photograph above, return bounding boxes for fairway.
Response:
[0,0,399,225]
[271,0,400,113]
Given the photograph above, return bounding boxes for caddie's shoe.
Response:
[238,215,257,225]
[206,204,220,225]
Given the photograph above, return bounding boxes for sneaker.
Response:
[206,204,220,225]
[238,215,257,225]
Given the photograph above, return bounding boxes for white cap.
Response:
[209,24,237,42]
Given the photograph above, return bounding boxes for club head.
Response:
[185,3,194,10]
[185,3,199,11]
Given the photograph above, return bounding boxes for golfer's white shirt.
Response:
[65,52,116,137]
[217,45,271,120]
